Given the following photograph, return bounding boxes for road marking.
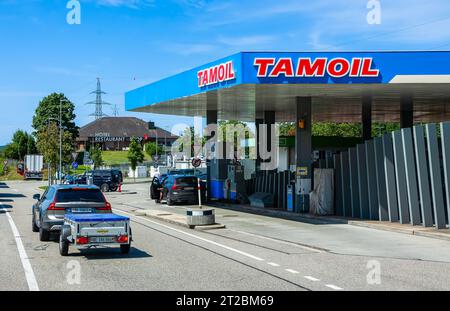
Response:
[267,262,280,267]
[1,206,39,291]
[228,229,324,253]
[285,269,299,274]
[326,284,343,290]
[304,276,320,282]
[114,209,265,262]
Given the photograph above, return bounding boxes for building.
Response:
[76,117,178,151]
[124,51,450,228]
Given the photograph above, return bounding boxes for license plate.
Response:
[71,208,92,213]
[185,187,194,190]
[89,236,115,243]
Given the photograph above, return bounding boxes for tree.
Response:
[145,141,163,160]
[4,130,36,160]
[90,144,103,169]
[32,93,79,140]
[127,137,145,181]
[36,122,73,173]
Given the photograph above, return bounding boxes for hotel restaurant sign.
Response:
[91,132,144,143]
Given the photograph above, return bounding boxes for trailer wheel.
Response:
[100,183,110,192]
[59,234,69,256]
[120,244,130,254]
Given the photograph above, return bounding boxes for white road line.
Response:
[304,276,320,282]
[228,229,323,253]
[285,269,299,274]
[1,206,39,291]
[267,262,280,267]
[114,209,265,262]
[326,284,343,290]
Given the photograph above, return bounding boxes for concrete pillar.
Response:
[255,118,263,172]
[206,109,217,201]
[400,96,414,129]
[263,111,275,171]
[362,96,372,141]
[295,97,312,213]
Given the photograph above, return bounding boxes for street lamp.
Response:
[45,117,58,185]
[59,98,69,184]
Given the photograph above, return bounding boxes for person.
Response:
[155,177,164,203]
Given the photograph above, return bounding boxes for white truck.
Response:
[24,154,44,180]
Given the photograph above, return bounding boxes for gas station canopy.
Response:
[125,51,450,123]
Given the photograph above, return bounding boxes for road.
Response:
[1,180,450,291]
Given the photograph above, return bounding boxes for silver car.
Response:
[32,184,112,241]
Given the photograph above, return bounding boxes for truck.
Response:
[24,154,44,180]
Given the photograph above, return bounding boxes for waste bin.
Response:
[287,184,295,212]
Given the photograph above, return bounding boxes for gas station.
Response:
[125,51,450,228]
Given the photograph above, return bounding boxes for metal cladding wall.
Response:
[126,51,450,111]
[335,123,450,230]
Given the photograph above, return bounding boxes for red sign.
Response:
[254,57,379,78]
[197,61,236,87]
[144,134,149,140]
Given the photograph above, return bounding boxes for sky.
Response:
[1,0,450,145]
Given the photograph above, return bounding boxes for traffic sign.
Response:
[3,160,8,165]
[72,152,78,161]
[192,158,202,168]
[72,162,79,170]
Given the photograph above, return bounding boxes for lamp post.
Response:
[46,117,57,185]
[59,98,69,184]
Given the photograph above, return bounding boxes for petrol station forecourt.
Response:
[125,51,450,217]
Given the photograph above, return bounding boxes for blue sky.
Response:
[1,0,450,144]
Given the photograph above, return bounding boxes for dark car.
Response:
[31,185,113,241]
[150,175,205,206]
[76,169,123,192]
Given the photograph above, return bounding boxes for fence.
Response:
[334,122,450,229]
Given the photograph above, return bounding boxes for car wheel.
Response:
[39,226,50,242]
[167,195,174,206]
[100,183,110,192]
[32,213,39,233]
[59,234,69,256]
[120,244,131,254]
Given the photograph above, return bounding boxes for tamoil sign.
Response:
[198,61,236,87]
[253,57,380,78]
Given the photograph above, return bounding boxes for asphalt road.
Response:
[1,180,450,291]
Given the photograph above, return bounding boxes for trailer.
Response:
[59,213,132,256]
[24,154,44,180]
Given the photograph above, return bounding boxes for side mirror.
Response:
[33,194,40,201]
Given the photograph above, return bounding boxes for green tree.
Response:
[4,130,36,160]
[32,93,79,140]
[127,137,145,181]
[90,144,103,169]
[36,122,73,173]
[145,141,163,159]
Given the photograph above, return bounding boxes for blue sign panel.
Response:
[125,51,450,111]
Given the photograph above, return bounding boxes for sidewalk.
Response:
[206,201,450,242]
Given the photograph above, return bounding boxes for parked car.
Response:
[76,169,123,192]
[31,185,113,241]
[150,175,206,206]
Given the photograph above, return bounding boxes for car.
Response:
[151,175,206,206]
[32,184,113,242]
[76,169,123,192]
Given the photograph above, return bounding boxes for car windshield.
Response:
[56,188,105,203]
[175,177,197,186]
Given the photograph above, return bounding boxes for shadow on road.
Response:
[72,247,152,260]
[0,205,13,212]
[0,193,25,198]
[0,198,14,202]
